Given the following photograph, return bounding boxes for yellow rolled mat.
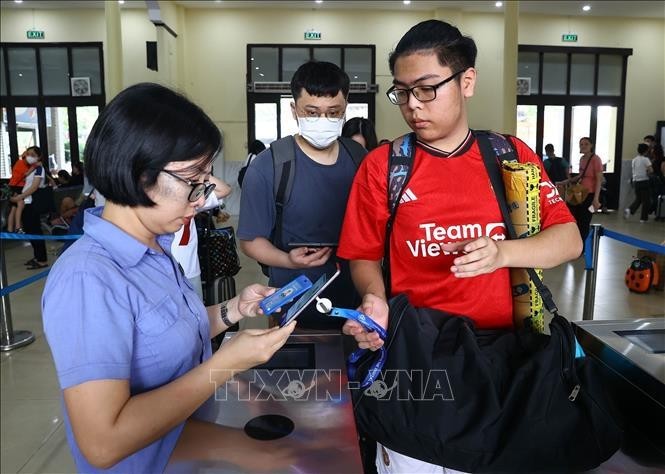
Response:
[501,161,544,333]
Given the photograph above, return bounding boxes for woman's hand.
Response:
[236,284,277,319]
[342,293,388,351]
[215,323,296,371]
[10,195,22,203]
[443,237,506,278]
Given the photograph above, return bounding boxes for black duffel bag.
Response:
[350,293,623,473]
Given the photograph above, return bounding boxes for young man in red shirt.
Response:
[337,19,582,473]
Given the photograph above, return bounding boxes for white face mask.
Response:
[297,117,344,149]
[26,155,39,165]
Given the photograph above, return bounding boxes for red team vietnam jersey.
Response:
[338,134,575,329]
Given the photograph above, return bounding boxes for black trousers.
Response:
[629,180,651,221]
[568,194,595,245]
[23,204,47,262]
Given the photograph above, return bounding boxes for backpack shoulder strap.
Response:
[269,135,297,249]
[474,129,518,163]
[338,136,368,168]
[383,132,417,295]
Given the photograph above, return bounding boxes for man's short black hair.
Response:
[389,19,477,76]
[290,61,350,101]
[644,135,655,141]
[545,143,554,152]
[638,143,649,155]
[85,83,221,207]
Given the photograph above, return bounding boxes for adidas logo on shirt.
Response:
[399,188,418,204]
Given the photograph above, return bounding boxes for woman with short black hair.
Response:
[42,83,295,473]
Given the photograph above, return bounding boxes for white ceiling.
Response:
[1,0,664,19]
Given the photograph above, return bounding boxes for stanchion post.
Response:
[582,224,602,321]
[0,240,35,351]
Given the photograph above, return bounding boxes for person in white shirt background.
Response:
[171,175,232,300]
[624,142,653,222]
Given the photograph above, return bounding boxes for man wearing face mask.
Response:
[238,61,366,329]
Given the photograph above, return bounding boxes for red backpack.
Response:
[625,256,661,293]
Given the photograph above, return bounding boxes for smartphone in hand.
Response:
[288,242,338,248]
[279,267,341,327]
[259,275,313,316]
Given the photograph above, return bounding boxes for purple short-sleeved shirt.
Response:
[42,207,212,473]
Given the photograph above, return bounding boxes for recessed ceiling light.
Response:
[255,66,260,70]
[118,0,125,4]
[259,73,265,77]
[495,1,503,7]
[14,0,23,3]
[315,0,323,3]
[403,0,411,5]
[582,5,591,11]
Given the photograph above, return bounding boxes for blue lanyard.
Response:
[327,307,387,389]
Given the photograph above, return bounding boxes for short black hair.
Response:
[644,135,655,141]
[342,117,378,151]
[248,139,266,156]
[26,146,42,157]
[290,61,350,101]
[389,20,477,76]
[545,143,554,152]
[85,83,221,207]
[638,143,649,155]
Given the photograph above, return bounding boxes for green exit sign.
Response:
[27,30,45,40]
[562,34,578,42]
[304,31,321,40]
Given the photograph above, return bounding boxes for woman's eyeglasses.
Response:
[160,170,216,203]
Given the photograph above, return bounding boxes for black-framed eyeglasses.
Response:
[160,170,216,203]
[386,70,465,105]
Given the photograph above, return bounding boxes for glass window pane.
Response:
[0,48,6,96]
[250,47,278,82]
[517,51,539,95]
[570,105,591,172]
[41,48,70,95]
[76,106,99,162]
[596,106,616,174]
[542,106,564,160]
[15,108,40,154]
[516,105,537,152]
[542,53,567,95]
[254,103,277,145]
[8,48,38,96]
[1,108,11,179]
[45,107,71,172]
[570,54,594,95]
[280,96,298,139]
[598,55,622,96]
[344,48,372,84]
[313,48,341,68]
[72,47,102,95]
[282,48,310,83]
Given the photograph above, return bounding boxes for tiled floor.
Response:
[1,211,663,473]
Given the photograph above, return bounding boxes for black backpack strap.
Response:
[383,132,417,296]
[339,136,368,168]
[269,136,297,249]
[475,131,559,315]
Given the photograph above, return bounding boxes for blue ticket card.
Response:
[259,275,313,315]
